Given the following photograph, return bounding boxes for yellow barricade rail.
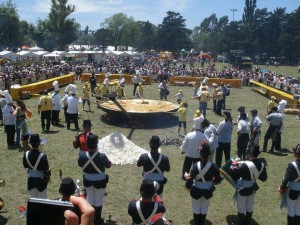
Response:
[250,80,298,109]
[81,73,152,85]
[169,76,242,88]
[10,74,75,100]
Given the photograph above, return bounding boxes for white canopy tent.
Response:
[18,51,39,57]
[29,46,44,51]
[0,51,18,61]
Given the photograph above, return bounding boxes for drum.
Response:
[220,159,238,188]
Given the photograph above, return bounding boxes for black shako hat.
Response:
[87,134,98,149]
[82,119,92,127]
[247,145,260,157]
[59,177,76,196]
[199,143,211,158]
[140,179,156,197]
[149,135,161,148]
[30,134,40,145]
[293,144,300,156]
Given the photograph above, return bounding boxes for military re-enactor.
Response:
[137,135,170,199]
[184,143,221,225]
[78,134,112,225]
[23,134,51,199]
[279,144,300,225]
[231,145,268,225]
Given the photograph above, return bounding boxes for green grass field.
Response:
[0,72,300,225]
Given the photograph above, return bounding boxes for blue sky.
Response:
[13,0,300,30]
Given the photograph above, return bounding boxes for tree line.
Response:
[1,0,300,64]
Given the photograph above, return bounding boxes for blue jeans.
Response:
[199,102,208,118]
[16,120,21,145]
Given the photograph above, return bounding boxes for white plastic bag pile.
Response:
[98,132,147,165]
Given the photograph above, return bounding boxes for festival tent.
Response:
[43,53,62,59]
[29,46,44,51]
[0,51,18,61]
[51,51,67,56]
[18,51,39,57]
[105,50,116,56]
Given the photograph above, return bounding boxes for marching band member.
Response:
[184,143,221,225]
[78,134,112,225]
[279,144,300,225]
[231,145,267,225]
[51,80,62,125]
[23,134,51,199]
[137,135,170,199]
[237,113,250,160]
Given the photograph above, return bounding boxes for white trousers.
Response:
[28,188,48,199]
[287,192,300,217]
[192,197,209,214]
[236,193,254,213]
[85,186,105,207]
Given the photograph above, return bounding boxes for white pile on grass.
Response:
[98,132,147,165]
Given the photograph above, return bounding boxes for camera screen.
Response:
[27,198,79,225]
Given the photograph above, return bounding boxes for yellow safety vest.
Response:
[40,96,52,111]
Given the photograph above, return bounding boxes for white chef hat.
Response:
[1,90,13,104]
[52,80,59,91]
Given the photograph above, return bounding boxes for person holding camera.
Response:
[137,135,170,200]
[231,146,268,225]
[78,134,112,225]
[23,134,51,199]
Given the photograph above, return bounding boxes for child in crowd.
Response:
[267,96,277,113]
[174,89,183,104]
[177,102,188,136]
[18,114,30,151]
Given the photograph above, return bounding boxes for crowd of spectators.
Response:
[1,55,299,96]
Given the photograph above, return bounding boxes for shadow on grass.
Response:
[0,215,8,225]
[267,151,288,156]
[226,214,260,225]
[189,218,213,225]
[276,148,293,153]
[42,130,60,134]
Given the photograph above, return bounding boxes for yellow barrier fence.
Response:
[80,73,152,85]
[169,76,242,88]
[250,80,298,109]
[10,74,75,100]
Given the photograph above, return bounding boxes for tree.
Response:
[101,13,135,50]
[47,0,79,50]
[137,21,157,51]
[94,28,113,51]
[0,0,21,50]
[157,11,192,52]
[243,0,257,26]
